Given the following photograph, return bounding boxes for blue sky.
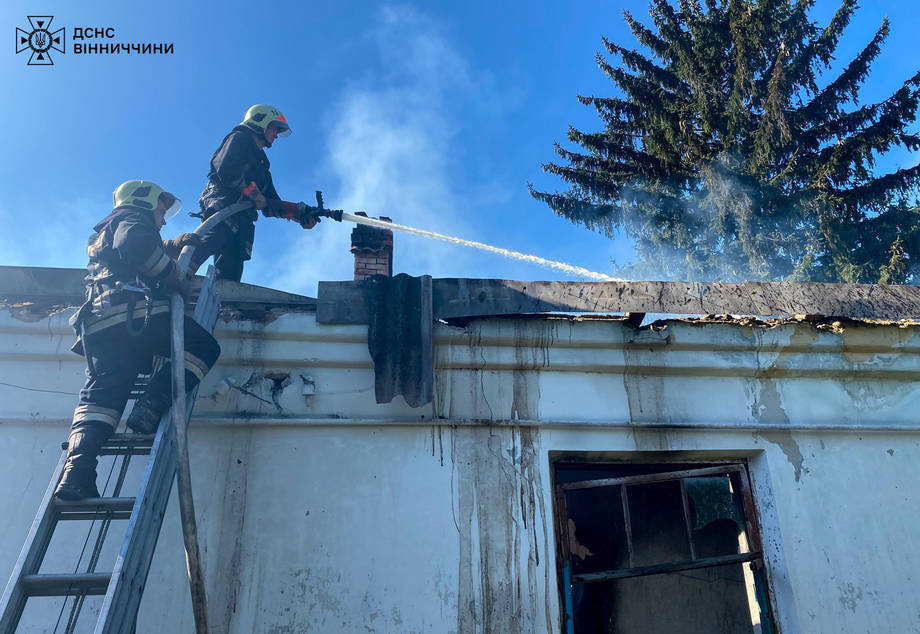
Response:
[2,0,919,295]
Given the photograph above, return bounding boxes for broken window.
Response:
[554,463,774,633]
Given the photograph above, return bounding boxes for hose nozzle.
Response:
[314,190,342,221]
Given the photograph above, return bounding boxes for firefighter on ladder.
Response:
[56,180,221,500]
[189,104,323,281]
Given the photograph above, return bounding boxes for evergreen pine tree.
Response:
[532,0,920,283]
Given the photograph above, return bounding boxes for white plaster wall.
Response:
[434,317,920,428]
[3,305,920,633]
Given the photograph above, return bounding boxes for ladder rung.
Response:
[53,497,136,521]
[21,573,112,597]
[101,433,155,456]
[107,433,155,443]
[59,434,156,456]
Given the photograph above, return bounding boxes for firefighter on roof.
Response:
[190,104,322,281]
[57,180,221,500]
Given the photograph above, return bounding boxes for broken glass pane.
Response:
[565,485,629,574]
[685,475,748,558]
[627,481,692,567]
[571,562,767,634]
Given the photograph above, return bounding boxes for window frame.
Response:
[553,462,776,633]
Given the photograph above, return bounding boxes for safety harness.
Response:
[70,209,171,372]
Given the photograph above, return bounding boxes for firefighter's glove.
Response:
[262,200,319,229]
[164,268,195,301]
[241,181,268,210]
[163,233,205,259]
[296,202,321,229]
[262,199,286,218]
[173,277,196,302]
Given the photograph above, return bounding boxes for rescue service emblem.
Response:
[15,16,65,66]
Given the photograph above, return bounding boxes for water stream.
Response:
[341,212,620,281]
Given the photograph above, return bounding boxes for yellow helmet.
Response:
[241,104,292,138]
[112,180,182,218]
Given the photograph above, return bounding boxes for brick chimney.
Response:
[350,213,393,280]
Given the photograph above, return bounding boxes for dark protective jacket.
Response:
[67,209,221,432]
[71,206,175,341]
[198,125,284,260]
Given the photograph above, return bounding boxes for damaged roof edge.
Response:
[0,265,317,313]
[318,277,920,324]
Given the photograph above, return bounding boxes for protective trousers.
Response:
[58,311,220,499]
[187,220,252,282]
[73,312,220,430]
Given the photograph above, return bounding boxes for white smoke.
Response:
[259,5,515,295]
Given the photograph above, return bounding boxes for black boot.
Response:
[55,422,111,500]
[125,388,172,435]
[126,362,205,434]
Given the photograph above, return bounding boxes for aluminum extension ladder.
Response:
[0,266,220,633]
